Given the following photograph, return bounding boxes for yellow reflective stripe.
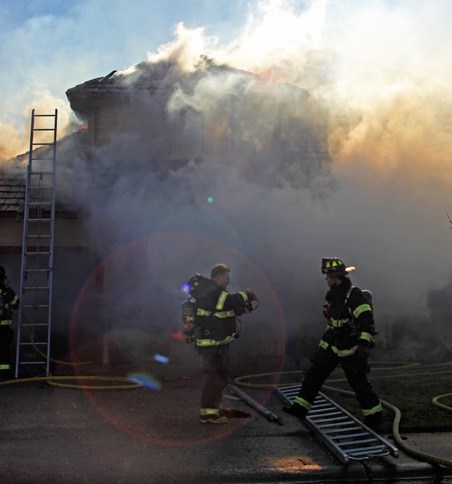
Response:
[360,332,373,342]
[294,396,312,410]
[362,403,382,416]
[196,308,212,316]
[0,320,12,326]
[11,295,19,305]
[0,364,10,370]
[330,318,350,328]
[239,291,248,302]
[200,408,220,416]
[216,291,228,311]
[196,335,236,346]
[353,303,371,319]
[319,340,329,350]
[214,310,235,319]
[331,345,358,357]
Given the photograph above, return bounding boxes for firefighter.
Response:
[0,266,19,379]
[192,263,257,424]
[283,258,383,428]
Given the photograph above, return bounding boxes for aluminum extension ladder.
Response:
[275,384,398,464]
[15,109,58,378]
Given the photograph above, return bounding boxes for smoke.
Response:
[6,0,452,364]
[0,89,79,164]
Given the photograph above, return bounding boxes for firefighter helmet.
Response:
[321,257,355,275]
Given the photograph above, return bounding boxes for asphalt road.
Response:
[0,368,451,483]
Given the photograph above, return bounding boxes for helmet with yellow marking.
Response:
[321,258,356,276]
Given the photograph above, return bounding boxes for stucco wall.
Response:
[0,216,89,248]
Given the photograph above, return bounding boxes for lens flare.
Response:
[69,232,286,448]
[180,283,191,294]
[153,354,170,364]
[128,372,161,391]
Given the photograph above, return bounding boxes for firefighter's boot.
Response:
[282,403,308,420]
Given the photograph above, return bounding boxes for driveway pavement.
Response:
[0,367,451,483]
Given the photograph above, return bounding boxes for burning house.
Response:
[66,59,244,162]
[2,54,335,370]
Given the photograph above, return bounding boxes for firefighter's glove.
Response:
[245,289,257,301]
[355,340,369,360]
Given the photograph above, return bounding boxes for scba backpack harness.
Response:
[180,273,259,343]
[324,285,374,328]
[181,274,214,343]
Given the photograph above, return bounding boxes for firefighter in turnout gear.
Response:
[0,266,19,379]
[283,258,383,428]
[187,263,257,424]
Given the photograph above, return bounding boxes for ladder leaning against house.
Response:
[15,109,58,378]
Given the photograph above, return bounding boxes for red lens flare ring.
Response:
[70,232,286,448]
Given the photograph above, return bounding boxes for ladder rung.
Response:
[23,305,49,308]
[279,384,303,392]
[33,128,55,131]
[28,219,51,223]
[331,432,369,440]
[18,361,47,366]
[28,202,52,206]
[317,420,355,429]
[312,416,349,424]
[324,427,363,434]
[348,446,386,457]
[23,287,50,291]
[310,410,343,418]
[26,252,51,256]
[339,438,379,447]
[30,171,53,176]
[20,323,48,327]
[310,403,333,409]
[19,342,48,346]
[24,269,50,273]
[32,142,54,146]
[34,114,56,117]
[26,235,51,239]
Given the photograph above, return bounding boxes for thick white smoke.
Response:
[6,0,452,365]
[84,0,452,315]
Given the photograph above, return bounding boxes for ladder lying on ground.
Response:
[275,384,399,464]
[15,109,58,378]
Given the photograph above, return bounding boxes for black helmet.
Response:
[321,257,355,276]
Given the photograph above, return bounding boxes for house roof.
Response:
[0,130,87,216]
[0,169,80,217]
[66,65,158,118]
[65,56,307,120]
[0,173,25,214]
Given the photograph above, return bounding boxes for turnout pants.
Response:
[298,346,381,416]
[0,326,14,378]
[199,344,230,412]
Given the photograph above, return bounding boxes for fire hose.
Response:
[0,375,142,390]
